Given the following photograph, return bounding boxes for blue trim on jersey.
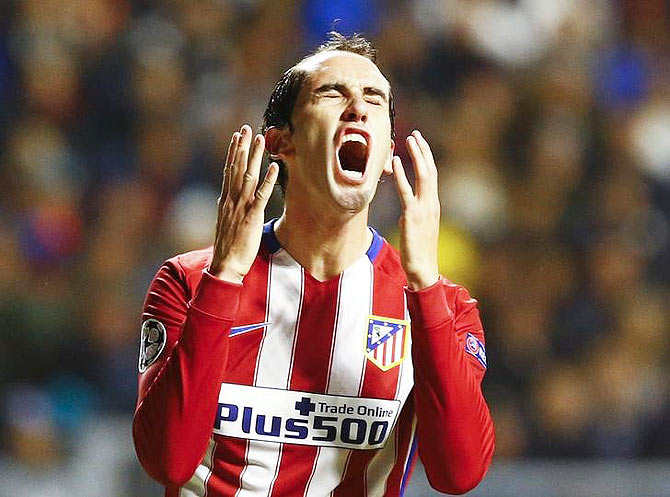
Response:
[230,321,271,337]
[366,227,384,263]
[263,219,282,254]
[264,218,384,262]
[400,435,419,496]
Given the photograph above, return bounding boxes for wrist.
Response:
[208,263,245,284]
[406,271,440,291]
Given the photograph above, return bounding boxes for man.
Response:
[133,33,494,496]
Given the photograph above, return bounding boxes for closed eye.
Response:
[364,88,387,106]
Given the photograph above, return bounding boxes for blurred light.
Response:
[19,202,83,264]
[595,46,648,110]
[128,14,184,66]
[301,0,379,48]
[630,103,670,182]
[167,183,218,251]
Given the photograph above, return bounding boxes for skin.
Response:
[209,51,440,290]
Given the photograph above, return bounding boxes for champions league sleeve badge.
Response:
[465,332,487,369]
[365,316,410,371]
[138,318,167,373]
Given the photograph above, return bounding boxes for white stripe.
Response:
[237,250,303,497]
[365,424,397,496]
[304,255,373,497]
[180,437,217,497]
[365,296,414,495]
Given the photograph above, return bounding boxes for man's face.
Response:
[282,51,394,213]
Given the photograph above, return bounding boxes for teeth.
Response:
[342,133,367,145]
[342,170,363,179]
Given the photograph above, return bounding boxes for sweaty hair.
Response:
[262,32,396,191]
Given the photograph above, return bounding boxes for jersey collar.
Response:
[262,218,384,263]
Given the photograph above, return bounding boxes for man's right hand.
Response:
[209,125,278,283]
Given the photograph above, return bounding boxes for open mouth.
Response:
[337,131,369,180]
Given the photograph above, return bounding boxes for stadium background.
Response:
[1,0,669,495]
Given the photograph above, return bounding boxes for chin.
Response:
[330,183,376,213]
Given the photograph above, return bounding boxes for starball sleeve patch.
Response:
[138,319,167,373]
[465,332,487,368]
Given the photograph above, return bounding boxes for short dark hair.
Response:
[262,32,396,191]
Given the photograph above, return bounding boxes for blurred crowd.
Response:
[1,0,669,479]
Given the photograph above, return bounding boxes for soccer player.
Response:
[133,33,494,496]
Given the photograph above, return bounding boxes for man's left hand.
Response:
[391,130,441,291]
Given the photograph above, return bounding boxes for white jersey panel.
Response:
[304,255,374,497]
[237,250,303,497]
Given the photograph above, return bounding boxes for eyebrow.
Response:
[314,82,389,102]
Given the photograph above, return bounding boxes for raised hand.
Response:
[392,130,441,290]
[209,125,278,283]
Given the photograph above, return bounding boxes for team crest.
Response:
[365,315,410,371]
[138,319,167,373]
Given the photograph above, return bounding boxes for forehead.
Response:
[297,51,390,92]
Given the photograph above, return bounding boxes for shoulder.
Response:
[440,277,478,305]
[439,277,481,329]
[169,246,214,273]
[158,247,214,295]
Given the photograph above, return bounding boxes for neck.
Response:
[274,201,372,281]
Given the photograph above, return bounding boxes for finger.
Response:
[391,156,413,209]
[239,134,265,201]
[406,135,426,195]
[222,132,240,200]
[250,162,279,213]
[412,130,438,174]
[231,125,252,200]
[411,130,438,196]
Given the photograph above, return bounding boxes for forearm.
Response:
[407,281,495,494]
[133,271,241,485]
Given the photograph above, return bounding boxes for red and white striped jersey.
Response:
[133,222,494,497]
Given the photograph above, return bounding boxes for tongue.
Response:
[338,141,367,173]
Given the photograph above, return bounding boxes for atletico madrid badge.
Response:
[365,315,410,371]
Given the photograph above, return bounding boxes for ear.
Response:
[265,126,294,160]
[382,140,395,175]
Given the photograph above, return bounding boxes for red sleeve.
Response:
[132,257,242,486]
[406,278,495,495]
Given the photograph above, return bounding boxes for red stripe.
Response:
[333,264,405,496]
[206,252,271,497]
[390,334,398,363]
[269,274,342,497]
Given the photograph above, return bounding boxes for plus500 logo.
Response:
[214,403,390,448]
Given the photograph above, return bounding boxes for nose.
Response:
[341,95,368,123]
